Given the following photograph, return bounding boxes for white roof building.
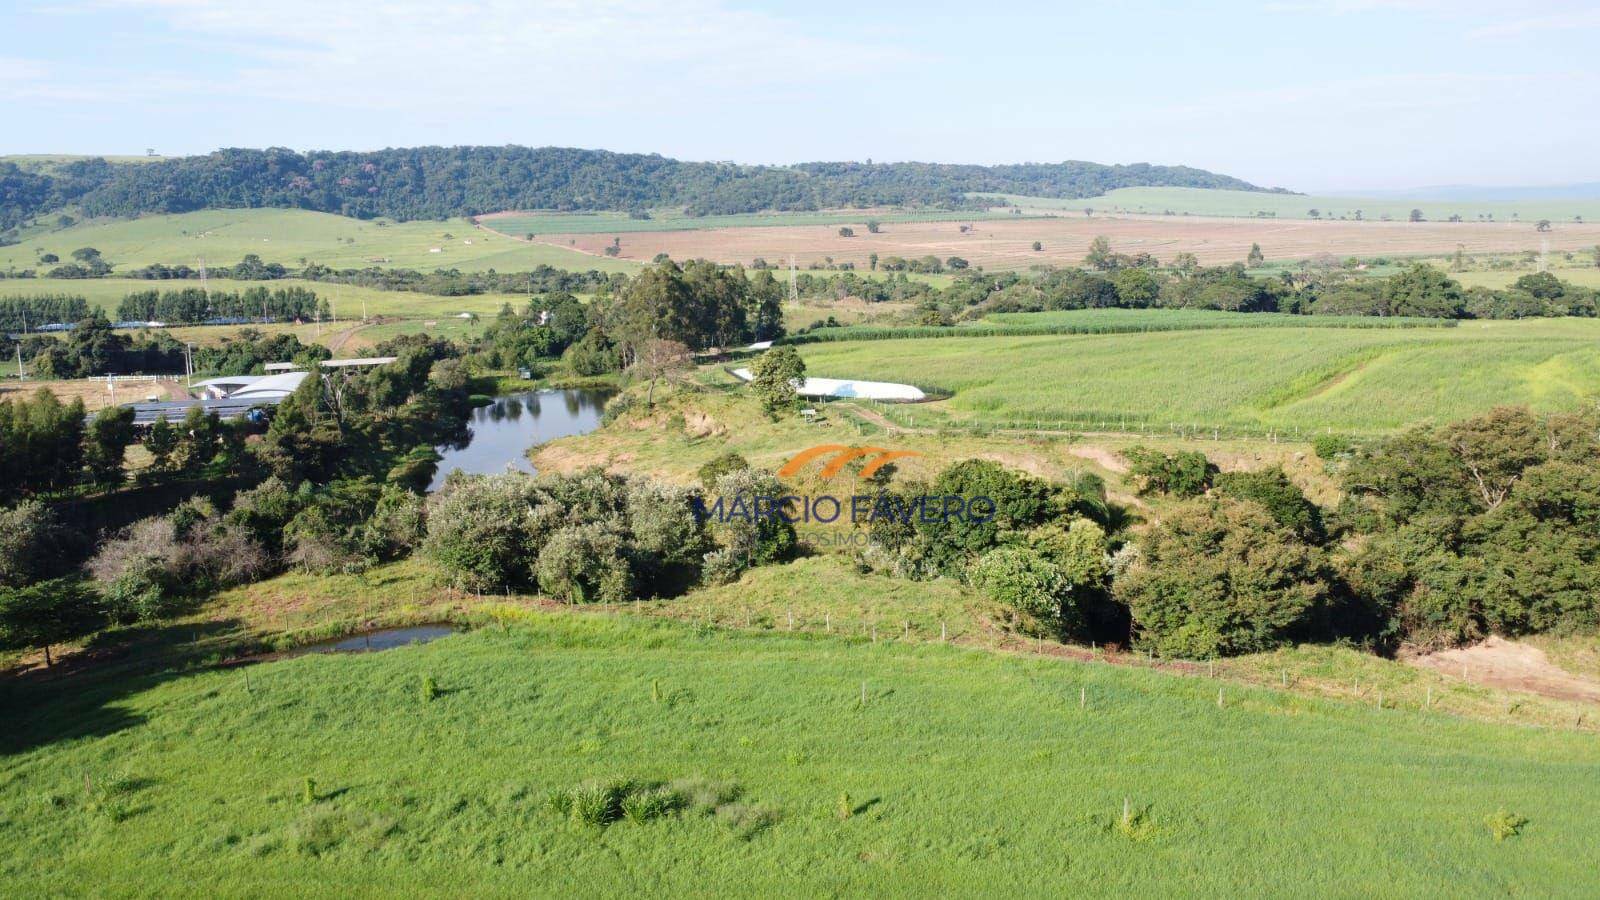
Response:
[729,367,926,402]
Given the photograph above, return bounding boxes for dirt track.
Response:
[522,213,1600,271]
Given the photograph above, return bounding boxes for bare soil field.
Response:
[527,213,1600,270]
[0,376,189,411]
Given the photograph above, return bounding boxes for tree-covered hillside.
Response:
[0,147,1274,228]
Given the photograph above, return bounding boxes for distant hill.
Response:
[0,146,1272,231]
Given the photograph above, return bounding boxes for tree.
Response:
[0,579,103,667]
[749,346,805,414]
[1084,236,1114,270]
[866,220,881,234]
[1409,209,1424,223]
[83,405,135,487]
[1119,498,1328,658]
[1031,241,1043,252]
[0,500,76,588]
[70,247,102,263]
[631,338,691,408]
[1536,219,1552,233]
[1382,264,1464,318]
[838,227,855,238]
[1246,243,1264,267]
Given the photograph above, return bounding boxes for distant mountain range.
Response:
[0,146,1274,231]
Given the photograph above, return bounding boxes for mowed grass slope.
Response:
[2,614,1596,896]
[0,209,639,274]
[797,314,1600,434]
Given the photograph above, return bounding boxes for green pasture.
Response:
[2,611,1594,896]
[0,209,639,275]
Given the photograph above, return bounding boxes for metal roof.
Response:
[114,396,287,426]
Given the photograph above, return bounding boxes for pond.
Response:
[427,389,610,491]
[288,625,460,655]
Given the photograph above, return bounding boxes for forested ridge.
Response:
[0,146,1274,228]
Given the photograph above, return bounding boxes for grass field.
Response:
[2,609,1595,896]
[793,313,1600,435]
[0,209,639,275]
[1002,187,1600,225]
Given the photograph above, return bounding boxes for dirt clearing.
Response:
[1408,636,1600,704]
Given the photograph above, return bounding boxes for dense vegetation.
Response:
[0,147,1268,228]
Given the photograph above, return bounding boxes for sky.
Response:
[3,0,1598,192]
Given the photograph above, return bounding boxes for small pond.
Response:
[290,625,461,655]
[427,388,610,491]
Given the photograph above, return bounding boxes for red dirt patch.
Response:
[1406,636,1600,704]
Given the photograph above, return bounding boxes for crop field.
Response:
[535,213,1600,272]
[2,611,1595,896]
[480,207,1020,237]
[794,314,1600,434]
[1001,187,1600,225]
[0,209,639,275]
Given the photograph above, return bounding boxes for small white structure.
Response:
[729,367,926,402]
[318,356,398,369]
[229,371,309,400]
[191,371,309,401]
[192,375,264,400]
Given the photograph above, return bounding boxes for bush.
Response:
[0,500,78,588]
[970,547,1082,636]
[913,459,1055,576]
[1213,468,1324,543]
[697,452,750,492]
[1118,498,1329,658]
[1123,446,1215,497]
[424,473,540,589]
[426,469,714,598]
[535,523,634,603]
[1311,433,1353,461]
[706,469,797,581]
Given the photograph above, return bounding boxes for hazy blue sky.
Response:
[4,0,1596,191]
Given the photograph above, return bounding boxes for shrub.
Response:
[1311,433,1353,461]
[697,451,750,492]
[1118,498,1329,658]
[1484,808,1528,842]
[913,459,1055,576]
[0,500,78,588]
[971,547,1081,635]
[706,469,797,580]
[1123,446,1215,497]
[1213,468,1325,543]
[535,524,634,603]
[424,473,539,589]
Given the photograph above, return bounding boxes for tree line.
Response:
[0,147,1272,230]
